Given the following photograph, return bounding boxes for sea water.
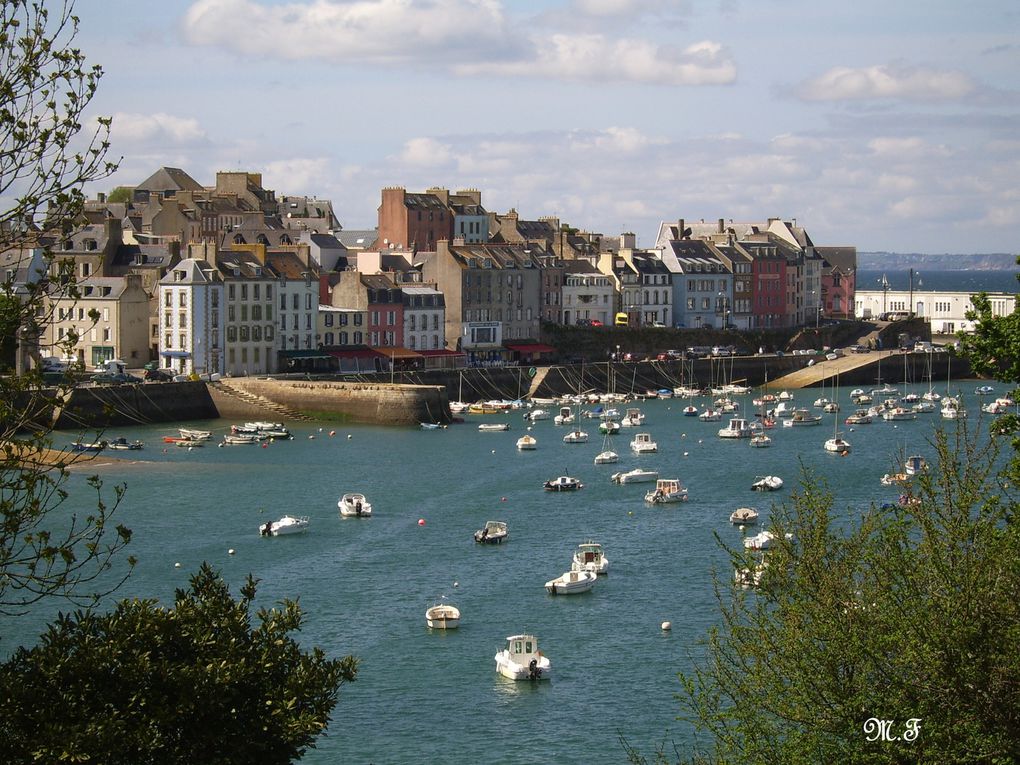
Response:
[0,380,1006,763]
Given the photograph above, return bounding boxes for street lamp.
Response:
[879,274,890,316]
[908,269,921,315]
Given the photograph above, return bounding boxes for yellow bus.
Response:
[614,312,630,326]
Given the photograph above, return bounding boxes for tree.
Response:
[0,564,358,763]
[659,425,1020,765]
[957,265,1020,455]
[0,0,127,615]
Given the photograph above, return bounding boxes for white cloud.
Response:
[570,0,689,17]
[798,64,976,102]
[182,0,515,65]
[182,0,731,86]
[867,136,951,159]
[262,158,333,193]
[457,35,735,86]
[108,112,207,145]
[397,137,455,168]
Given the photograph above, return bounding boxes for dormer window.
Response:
[84,239,97,251]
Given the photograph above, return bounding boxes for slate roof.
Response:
[135,167,204,194]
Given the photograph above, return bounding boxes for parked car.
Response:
[92,372,143,385]
[144,368,175,382]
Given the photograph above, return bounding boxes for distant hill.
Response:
[859,252,1017,270]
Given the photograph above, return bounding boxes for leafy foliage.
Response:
[671,426,1020,764]
[0,0,127,615]
[0,564,358,764]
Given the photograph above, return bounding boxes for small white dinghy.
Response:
[544,569,596,595]
[730,507,759,525]
[425,599,461,629]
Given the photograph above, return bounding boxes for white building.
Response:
[855,288,1017,336]
[562,269,614,327]
[401,286,445,351]
[157,258,224,375]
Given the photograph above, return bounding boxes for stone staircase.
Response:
[209,379,314,422]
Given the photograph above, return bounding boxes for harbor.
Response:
[3,376,1010,763]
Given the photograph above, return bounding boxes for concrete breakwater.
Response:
[211,378,450,426]
[42,351,973,431]
[370,352,973,402]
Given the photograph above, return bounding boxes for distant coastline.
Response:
[858,252,1016,270]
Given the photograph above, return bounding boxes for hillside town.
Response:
[2,167,858,377]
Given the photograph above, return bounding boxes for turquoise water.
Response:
[0,379,1004,763]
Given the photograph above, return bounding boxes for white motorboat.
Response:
[975,385,995,396]
[824,435,851,454]
[478,422,511,432]
[751,475,783,492]
[718,418,753,439]
[70,440,105,452]
[420,422,445,430]
[544,475,583,491]
[105,437,144,450]
[729,507,759,525]
[494,634,551,681]
[682,405,699,416]
[516,434,537,450]
[941,397,966,419]
[571,540,609,575]
[630,433,658,453]
[777,390,794,401]
[881,407,916,422]
[845,409,873,425]
[698,408,722,422]
[743,530,777,551]
[749,433,772,448]
[258,515,310,536]
[338,492,372,517]
[562,429,589,444]
[425,599,461,629]
[475,520,509,544]
[553,406,575,426]
[611,468,659,484]
[525,409,551,422]
[620,408,645,427]
[545,569,597,595]
[905,454,927,475]
[645,478,688,504]
[787,409,822,426]
[813,396,830,408]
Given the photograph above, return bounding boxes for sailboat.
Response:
[593,429,619,464]
[449,370,469,415]
[824,373,851,454]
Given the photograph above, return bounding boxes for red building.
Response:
[377,187,454,252]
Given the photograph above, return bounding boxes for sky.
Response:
[68,0,1020,253]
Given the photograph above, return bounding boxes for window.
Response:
[252,305,261,320]
[164,292,171,307]
[280,293,286,310]
[305,294,312,310]
[252,326,261,341]
[240,326,249,342]
[228,305,235,322]
[241,284,247,300]
[253,284,260,300]
[229,285,236,300]
[227,327,237,342]
[292,294,299,310]
[241,305,248,322]
[178,312,187,329]
[339,331,348,344]
[387,310,395,325]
